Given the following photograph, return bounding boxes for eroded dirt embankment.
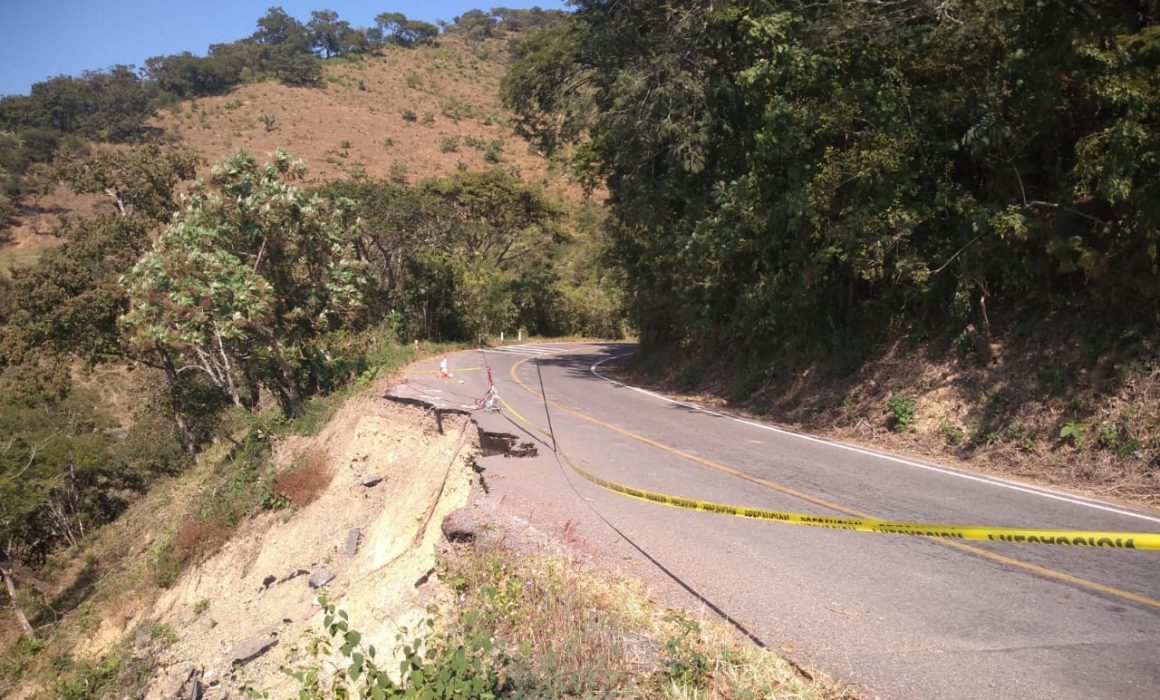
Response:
[137,397,478,699]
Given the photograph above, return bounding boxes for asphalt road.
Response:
[389,342,1160,700]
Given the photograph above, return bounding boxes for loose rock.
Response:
[345,528,361,557]
[226,633,278,666]
[308,569,336,589]
[360,475,383,487]
[441,507,481,543]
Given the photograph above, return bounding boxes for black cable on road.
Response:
[527,356,771,651]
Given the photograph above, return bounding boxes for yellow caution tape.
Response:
[572,465,1160,550]
[495,362,1160,551]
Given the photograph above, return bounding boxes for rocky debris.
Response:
[441,507,482,543]
[280,568,310,583]
[308,569,336,589]
[360,475,383,487]
[414,568,434,588]
[261,575,276,590]
[226,632,278,667]
[161,666,203,700]
[345,528,361,557]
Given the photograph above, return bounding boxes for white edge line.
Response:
[589,354,1160,527]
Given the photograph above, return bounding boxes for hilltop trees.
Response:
[374,12,440,47]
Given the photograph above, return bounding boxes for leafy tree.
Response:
[2,144,203,456]
[28,66,158,142]
[419,168,563,268]
[308,9,352,58]
[121,150,368,415]
[55,144,198,219]
[452,9,497,41]
[375,12,440,47]
[145,51,238,98]
[251,7,321,85]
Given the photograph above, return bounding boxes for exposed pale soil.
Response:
[138,398,476,699]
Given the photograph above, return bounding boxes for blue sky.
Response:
[0,1,569,96]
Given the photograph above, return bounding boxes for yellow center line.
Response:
[506,355,1160,610]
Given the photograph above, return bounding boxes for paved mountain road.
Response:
[388,343,1160,700]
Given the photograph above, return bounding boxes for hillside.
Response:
[151,36,576,196]
[1,34,580,283]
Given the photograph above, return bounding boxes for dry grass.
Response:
[150,36,588,205]
[442,542,850,700]
[170,517,235,569]
[275,448,333,508]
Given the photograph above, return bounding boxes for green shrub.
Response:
[1059,417,1087,449]
[439,135,460,153]
[886,393,917,432]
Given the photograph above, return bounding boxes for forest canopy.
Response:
[504,0,1160,359]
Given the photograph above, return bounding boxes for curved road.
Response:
[389,342,1160,700]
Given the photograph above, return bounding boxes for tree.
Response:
[452,10,496,41]
[375,12,439,48]
[55,144,198,219]
[419,169,563,269]
[308,9,352,58]
[251,7,321,85]
[3,145,203,456]
[121,151,368,416]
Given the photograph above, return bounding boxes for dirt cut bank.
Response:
[137,396,478,699]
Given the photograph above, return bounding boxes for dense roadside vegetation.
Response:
[505,0,1160,495]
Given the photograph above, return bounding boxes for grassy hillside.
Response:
[152,36,578,197]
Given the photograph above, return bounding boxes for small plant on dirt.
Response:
[274,598,499,699]
[357,78,367,91]
[422,111,436,125]
[1060,417,1088,449]
[1096,423,1141,458]
[439,135,460,153]
[52,652,124,700]
[1037,364,1070,398]
[259,113,278,132]
[442,98,474,121]
[389,160,408,184]
[149,622,178,644]
[340,139,352,150]
[456,159,469,171]
[660,612,711,688]
[405,72,423,89]
[942,423,965,446]
[382,136,395,151]
[193,598,210,615]
[886,393,917,432]
[401,108,417,122]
